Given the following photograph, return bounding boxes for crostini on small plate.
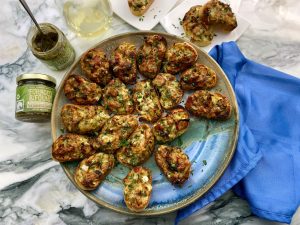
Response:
[109,0,178,30]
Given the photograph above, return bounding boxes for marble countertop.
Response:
[0,0,299,224]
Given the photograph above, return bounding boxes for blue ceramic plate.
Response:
[51,31,239,216]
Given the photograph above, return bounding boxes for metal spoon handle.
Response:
[19,0,44,35]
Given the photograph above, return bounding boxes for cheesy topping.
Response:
[153,108,190,143]
[180,63,217,90]
[64,75,102,105]
[80,49,112,87]
[152,73,183,109]
[117,124,154,167]
[155,145,191,185]
[137,35,167,79]
[93,115,138,153]
[128,0,149,11]
[185,90,231,119]
[133,80,162,123]
[103,79,134,115]
[52,134,96,162]
[75,152,115,190]
[111,43,137,85]
[204,0,237,31]
[182,5,214,47]
[163,42,198,74]
[123,167,152,211]
[61,104,110,134]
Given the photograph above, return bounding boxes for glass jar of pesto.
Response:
[15,74,56,122]
[27,23,75,70]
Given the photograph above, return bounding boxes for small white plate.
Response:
[160,0,250,52]
[110,0,179,30]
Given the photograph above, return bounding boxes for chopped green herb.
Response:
[128,184,134,190]
[172,24,179,29]
[178,17,183,25]
[60,128,65,133]
[137,55,143,64]
[177,137,183,147]
[202,160,207,166]
[117,95,123,102]
[139,16,145,21]
[130,155,139,165]
[191,170,194,175]
[119,139,129,147]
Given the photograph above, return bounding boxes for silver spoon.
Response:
[19,0,45,35]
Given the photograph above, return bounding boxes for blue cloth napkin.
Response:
[176,42,300,224]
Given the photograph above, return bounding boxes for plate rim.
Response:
[51,30,239,216]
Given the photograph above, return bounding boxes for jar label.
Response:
[16,84,56,113]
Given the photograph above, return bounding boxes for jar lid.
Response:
[16,73,56,85]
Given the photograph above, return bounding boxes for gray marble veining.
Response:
[0,0,299,224]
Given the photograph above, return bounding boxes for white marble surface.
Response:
[0,0,299,224]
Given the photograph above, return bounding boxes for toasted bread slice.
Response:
[153,107,190,143]
[61,104,110,134]
[92,115,138,153]
[203,0,237,31]
[163,42,198,74]
[102,79,134,115]
[152,73,184,110]
[137,34,167,79]
[185,90,231,120]
[52,134,95,162]
[64,75,102,105]
[80,49,112,87]
[74,152,115,191]
[180,63,217,90]
[123,167,152,212]
[110,42,137,85]
[117,124,155,168]
[132,80,163,123]
[182,5,214,47]
[128,0,154,16]
[155,145,191,186]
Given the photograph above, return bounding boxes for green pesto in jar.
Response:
[27,23,75,71]
[15,74,56,122]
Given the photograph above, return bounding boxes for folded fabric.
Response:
[176,42,300,224]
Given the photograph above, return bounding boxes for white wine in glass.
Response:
[63,0,113,37]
